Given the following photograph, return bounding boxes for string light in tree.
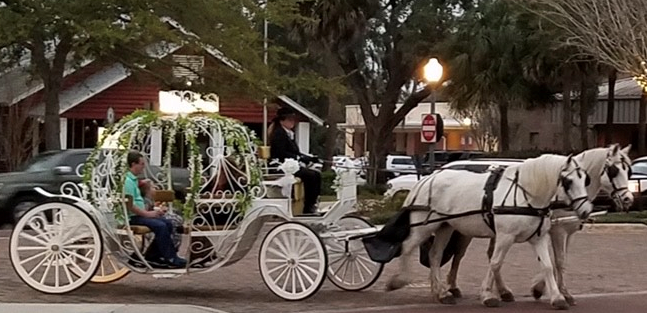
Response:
[632,61,647,92]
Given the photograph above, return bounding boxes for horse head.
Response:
[558,154,593,220]
[600,144,633,211]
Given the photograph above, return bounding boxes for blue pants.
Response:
[130,216,177,260]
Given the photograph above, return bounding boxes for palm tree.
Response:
[441,0,554,151]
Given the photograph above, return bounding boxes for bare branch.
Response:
[526,0,647,78]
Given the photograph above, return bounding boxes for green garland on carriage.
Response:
[81,109,264,224]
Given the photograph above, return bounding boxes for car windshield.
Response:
[18,152,61,172]
[631,161,647,176]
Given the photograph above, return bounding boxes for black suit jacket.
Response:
[270,125,303,162]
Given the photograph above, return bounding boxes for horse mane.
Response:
[505,154,567,206]
[576,147,609,199]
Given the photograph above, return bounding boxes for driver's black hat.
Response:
[274,107,298,122]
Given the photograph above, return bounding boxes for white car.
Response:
[386,155,417,177]
[383,158,524,198]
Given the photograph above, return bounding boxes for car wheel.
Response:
[11,197,39,224]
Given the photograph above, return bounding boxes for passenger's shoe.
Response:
[166,257,187,268]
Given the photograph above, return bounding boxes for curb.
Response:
[0,303,229,313]
[581,223,647,233]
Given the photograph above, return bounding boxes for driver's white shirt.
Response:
[283,126,295,141]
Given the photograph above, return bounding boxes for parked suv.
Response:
[0,149,190,226]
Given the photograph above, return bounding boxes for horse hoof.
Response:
[551,299,569,310]
[385,277,407,291]
[564,295,576,306]
[439,295,456,305]
[532,287,544,300]
[500,291,515,302]
[448,288,462,298]
[483,298,501,308]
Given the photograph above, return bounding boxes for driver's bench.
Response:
[258,146,306,216]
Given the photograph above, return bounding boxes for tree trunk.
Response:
[639,91,647,155]
[323,94,340,171]
[366,125,393,185]
[579,78,590,150]
[605,68,617,146]
[32,35,72,151]
[498,102,510,152]
[44,82,62,151]
[562,70,573,152]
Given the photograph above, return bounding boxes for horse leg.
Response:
[531,224,576,306]
[429,225,456,304]
[386,225,432,291]
[446,233,472,298]
[558,229,576,306]
[531,233,568,310]
[480,234,514,307]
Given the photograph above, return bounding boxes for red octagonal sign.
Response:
[421,114,437,143]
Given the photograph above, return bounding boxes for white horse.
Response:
[530,144,633,305]
[434,144,632,306]
[385,154,592,310]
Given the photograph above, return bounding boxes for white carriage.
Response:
[8,90,383,300]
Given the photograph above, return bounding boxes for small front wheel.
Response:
[325,216,383,291]
[259,221,327,301]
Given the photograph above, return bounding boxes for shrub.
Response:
[356,192,408,225]
[321,170,336,196]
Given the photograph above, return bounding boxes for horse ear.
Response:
[566,154,573,164]
[622,144,632,155]
[612,144,620,155]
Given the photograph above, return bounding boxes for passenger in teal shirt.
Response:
[125,151,186,268]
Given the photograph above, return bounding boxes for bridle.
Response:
[603,157,632,204]
[558,159,590,213]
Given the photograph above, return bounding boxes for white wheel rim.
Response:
[10,202,102,294]
[326,217,383,291]
[260,223,327,300]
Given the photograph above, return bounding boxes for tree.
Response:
[335,0,471,184]
[288,0,379,170]
[440,0,555,152]
[454,106,500,152]
[0,0,323,151]
[526,0,647,154]
[606,67,617,146]
[0,101,40,171]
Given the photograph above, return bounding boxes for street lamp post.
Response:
[423,58,444,171]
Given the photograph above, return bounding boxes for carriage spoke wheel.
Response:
[259,222,327,301]
[10,202,102,294]
[325,216,383,291]
[85,234,143,283]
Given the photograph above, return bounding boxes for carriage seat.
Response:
[262,174,305,216]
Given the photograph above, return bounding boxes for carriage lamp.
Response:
[158,90,220,116]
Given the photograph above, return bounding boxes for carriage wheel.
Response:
[259,221,327,301]
[10,201,102,294]
[325,216,384,291]
[89,251,131,283]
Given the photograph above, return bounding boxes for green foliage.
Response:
[356,193,408,225]
[321,170,336,196]
[592,211,647,224]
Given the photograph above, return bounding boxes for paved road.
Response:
[1,226,646,312]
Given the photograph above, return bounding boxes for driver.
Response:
[268,107,321,214]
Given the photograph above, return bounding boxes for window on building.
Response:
[529,132,539,147]
[172,54,204,82]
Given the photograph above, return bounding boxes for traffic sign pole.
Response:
[428,92,436,171]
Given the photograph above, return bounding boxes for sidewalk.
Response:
[0,303,228,313]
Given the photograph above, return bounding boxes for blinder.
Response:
[561,169,590,192]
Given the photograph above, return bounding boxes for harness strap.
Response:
[493,206,550,241]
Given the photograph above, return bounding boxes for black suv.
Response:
[0,149,190,226]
